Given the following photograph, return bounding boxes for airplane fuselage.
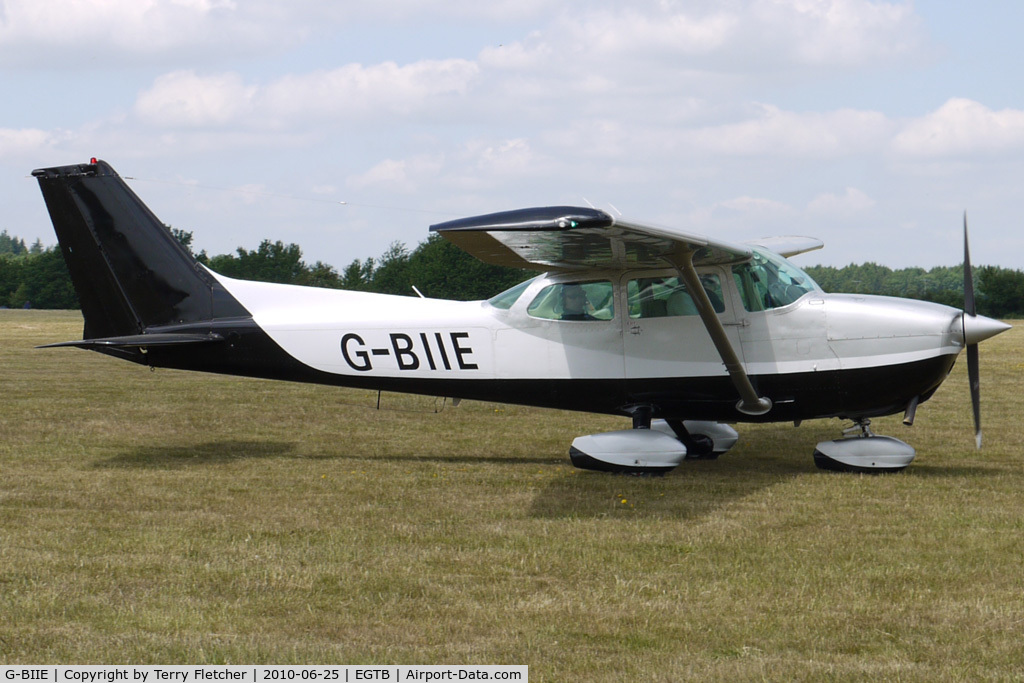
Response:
[129,265,964,426]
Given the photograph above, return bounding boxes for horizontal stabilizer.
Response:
[38,332,225,350]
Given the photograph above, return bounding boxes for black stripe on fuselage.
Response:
[115,319,955,424]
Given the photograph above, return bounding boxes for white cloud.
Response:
[480,0,922,85]
[684,105,893,158]
[349,156,444,194]
[893,98,1024,158]
[0,0,924,77]
[133,60,479,130]
[473,138,535,176]
[807,187,876,215]
[348,138,540,196]
[563,7,738,58]
[0,0,289,65]
[0,127,60,156]
[0,0,564,67]
[746,0,922,67]
[260,60,479,123]
[716,196,794,215]
[679,195,800,240]
[310,0,553,22]
[135,71,256,127]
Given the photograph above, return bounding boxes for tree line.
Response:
[0,227,530,309]
[2,227,1022,317]
[0,230,79,309]
[803,263,1024,318]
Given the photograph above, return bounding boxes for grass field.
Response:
[2,309,1023,679]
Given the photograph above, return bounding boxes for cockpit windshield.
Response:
[486,276,539,310]
[732,249,820,311]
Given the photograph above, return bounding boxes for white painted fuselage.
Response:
[208,264,985,424]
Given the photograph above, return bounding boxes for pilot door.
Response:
[621,268,746,381]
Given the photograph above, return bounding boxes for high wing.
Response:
[430,206,754,272]
[432,205,772,416]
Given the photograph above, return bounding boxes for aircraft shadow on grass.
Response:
[95,441,553,469]
[95,437,808,521]
[896,462,1004,478]
[96,440,298,469]
[93,436,996,520]
[361,453,554,466]
[525,456,994,521]
[528,455,810,521]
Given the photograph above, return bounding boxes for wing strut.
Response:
[670,251,772,416]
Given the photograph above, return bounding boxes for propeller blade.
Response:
[963,211,983,449]
[967,342,981,449]
[963,212,976,316]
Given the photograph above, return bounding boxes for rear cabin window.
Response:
[527,281,615,321]
[627,274,724,319]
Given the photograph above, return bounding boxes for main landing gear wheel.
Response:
[813,419,916,473]
[569,429,686,476]
[652,419,739,460]
[568,415,743,475]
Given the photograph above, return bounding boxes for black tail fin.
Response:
[32,160,247,340]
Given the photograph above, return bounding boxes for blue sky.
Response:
[2,1,1023,272]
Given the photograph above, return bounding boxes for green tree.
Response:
[0,230,28,256]
[0,255,24,305]
[368,241,412,295]
[8,282,30,308]
[340,258,375,291]
[978,266,1024,318]
[404,233,530,300]
[296,261,343,288]
[169,226,195,256]
[207,240,308,284]
[10,247,78,308]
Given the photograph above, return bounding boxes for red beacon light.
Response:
[89,157,98,165]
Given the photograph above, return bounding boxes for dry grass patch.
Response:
[2,310,1023,680]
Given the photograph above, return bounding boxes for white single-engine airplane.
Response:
[33,159,1010,474]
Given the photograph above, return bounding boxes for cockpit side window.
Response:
[732,249,820,312]
[527,280,615,321]
[627,274,724,319]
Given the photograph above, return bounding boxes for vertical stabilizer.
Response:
[32,160,247,339]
